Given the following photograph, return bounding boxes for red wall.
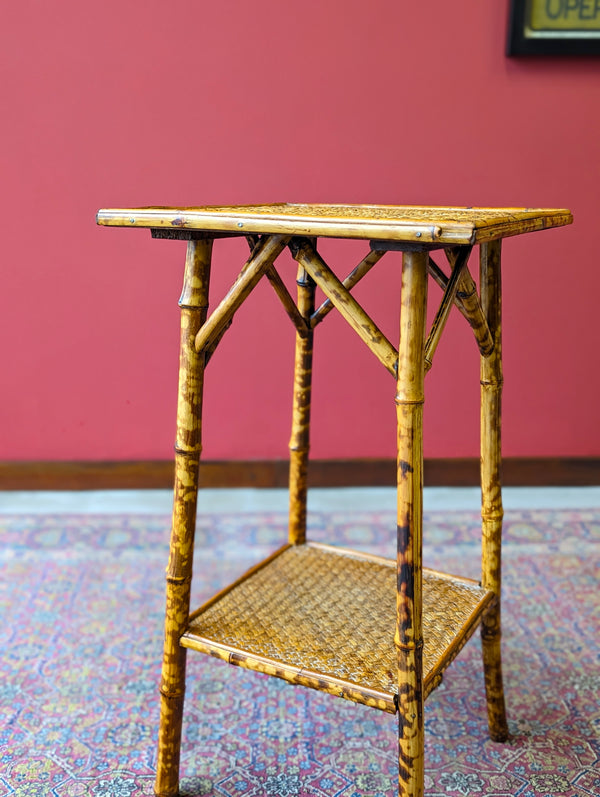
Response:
[1,0,599,462]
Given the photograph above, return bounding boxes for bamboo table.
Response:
[97,204,572,797]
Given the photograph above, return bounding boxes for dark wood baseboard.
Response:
[1,457,599,491]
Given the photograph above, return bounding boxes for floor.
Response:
[1,486,600,514]
[3,487,598,796]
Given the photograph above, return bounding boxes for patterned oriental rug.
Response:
[1,508,599,797]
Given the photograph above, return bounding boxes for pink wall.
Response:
[1,0,599,462]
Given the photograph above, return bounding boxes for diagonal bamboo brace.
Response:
[265,266,309,336]
[424,246,472,372]
[428,251,494,357]
[194,234,290,354]
[203,319,233,367]
[291,238,398,377]
[245,235,308,336]
[450,250,494,357]
[311,248,386,326]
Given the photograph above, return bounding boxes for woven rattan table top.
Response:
[97,203,572,245]
[182,543,494,713]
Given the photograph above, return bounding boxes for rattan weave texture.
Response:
[185,544,491,708]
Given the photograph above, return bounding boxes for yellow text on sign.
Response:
[530,0,600,29]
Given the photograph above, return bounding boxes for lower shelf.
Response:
[182,542,494,714]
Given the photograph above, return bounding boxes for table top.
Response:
[96,203,572,245]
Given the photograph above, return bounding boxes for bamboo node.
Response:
[482,510,504,521]
[289,443,310,454]
[394,396,425,406]
[481,624,502,641]
[395,640,424,652]
[480,378,504,387]
[174,445,201,456]
[159,686,185,700]
[178,302,207,312]
[166,574,191,586]
[296,273,312,287]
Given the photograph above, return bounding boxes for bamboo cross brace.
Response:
[425,256,473,323]
[291,238,399,378]
[447,248,494,357]
[244,235,308,337]
[194,234,290,354]
[203,319,233,367]
[265,266,309,337]
[428,257,458,294]
[311,248,386,327]
[428,253,494,357]
[424,246,472,372]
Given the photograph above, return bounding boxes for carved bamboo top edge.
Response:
[96,203,572,245]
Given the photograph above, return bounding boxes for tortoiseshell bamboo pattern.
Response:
[479,240,509,743]
[396,250,428,797]
[288,267,316,545]
[293,239,398,377]
[97,204,572,244]
[182,542,494,715]
[95,203,573,797]
[155,239,213,797]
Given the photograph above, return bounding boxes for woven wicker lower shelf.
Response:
[182,542,493,714]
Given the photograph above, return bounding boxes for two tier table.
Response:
[96,203,572,797]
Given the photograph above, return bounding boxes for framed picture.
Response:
[507,0,600,55]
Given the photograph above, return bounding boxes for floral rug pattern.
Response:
[1,507,599,796]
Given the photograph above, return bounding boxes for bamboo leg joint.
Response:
[482,510,504,521]
[174,445,201,456]
[395,397,424,407]
[165,574,192,586]
[481,594,500,612]
[481,624,502,641]
[159,687,185,702]
[481,378,504,387]
[396,640,424,653]
[179,301,209,312]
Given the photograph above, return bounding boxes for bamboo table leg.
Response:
[479,240,509,743]
[288,265,315,546]
[395,249,428,797]
[155,238,213,797]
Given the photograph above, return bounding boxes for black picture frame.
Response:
[507,0,600,55]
